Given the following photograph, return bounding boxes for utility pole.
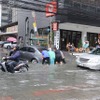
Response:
[45,0,57,47]
[49,17,53,47]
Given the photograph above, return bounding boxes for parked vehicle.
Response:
[19,46,46,63]
[76,47,100,70]
[0,41,8,47]
[0,59,29,73]
[3,42,17,49]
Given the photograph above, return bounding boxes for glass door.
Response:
[87,33,98,47]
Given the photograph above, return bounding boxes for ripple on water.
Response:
[19,80,29,84]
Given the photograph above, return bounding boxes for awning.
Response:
[0,32,17,36]
[7,37,17,42]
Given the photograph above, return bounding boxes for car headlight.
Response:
[88,59,99,63]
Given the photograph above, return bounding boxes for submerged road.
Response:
[0,49,100,100]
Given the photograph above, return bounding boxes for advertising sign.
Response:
[45,1,57,17]
[52,22,58,31]
[54,30,60,49]
[32,11,38,32]
[33,22,37,32]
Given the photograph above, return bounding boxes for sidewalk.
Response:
[62,51,84,57]
[69,52,85,57]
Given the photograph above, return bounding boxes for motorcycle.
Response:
[0,58,29,73]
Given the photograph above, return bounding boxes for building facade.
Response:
[1,5,12,26]
[1,0,100,50]
[56,0,100,50]
[17,9,50,46]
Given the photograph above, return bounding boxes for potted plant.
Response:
[78,39,83,52]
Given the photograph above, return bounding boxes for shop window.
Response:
[87,33,98,47]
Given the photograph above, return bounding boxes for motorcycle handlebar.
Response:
[2,57,8,61]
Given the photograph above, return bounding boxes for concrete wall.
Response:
[18,9,33,46]
[18,9,50,46]
[59,22,100,33]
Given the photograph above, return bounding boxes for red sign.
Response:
[52,22,58,31]
[45,1,57,17]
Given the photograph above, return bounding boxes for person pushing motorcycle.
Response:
[2,46,21,73]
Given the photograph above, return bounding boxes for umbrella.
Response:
[7,37,17,42]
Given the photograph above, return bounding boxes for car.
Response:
[76,48,100,70]
[19,46,46,63]
[3,42,17,49]
[0,41,6,47]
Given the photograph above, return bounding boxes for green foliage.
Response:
[78,40,82,48]
[41,42,48,47]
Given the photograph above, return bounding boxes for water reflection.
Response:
[85,72,100,85]
[0,62,99,99]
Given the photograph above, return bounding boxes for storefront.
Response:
[87,32,98,47]
[60,30,81,50]
[59,23,100,50]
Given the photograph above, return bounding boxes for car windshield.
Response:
[90,48,100,55]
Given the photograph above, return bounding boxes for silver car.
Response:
[76,48,100,70]
[19,46,45,63]
[3,42,17,49]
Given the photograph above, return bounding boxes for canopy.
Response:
[7,37,17,42]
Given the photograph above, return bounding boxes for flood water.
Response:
[0,62,100,100]
[0,49,100,100]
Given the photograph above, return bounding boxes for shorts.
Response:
[55,56,62,63]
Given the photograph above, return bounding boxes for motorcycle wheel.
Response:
[0,64,6,72]
[19,65,28,72]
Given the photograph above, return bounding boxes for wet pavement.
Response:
[0,49,100,100]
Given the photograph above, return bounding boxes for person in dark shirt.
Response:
[3,46,21,73]
[53,46,62,64]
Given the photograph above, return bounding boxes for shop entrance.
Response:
[60,30,81,50]
[87,33,98,47]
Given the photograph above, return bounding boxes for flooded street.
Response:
[0,49,100,100]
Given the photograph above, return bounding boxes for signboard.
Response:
[45,1,57,17]
[6,25,18,32]
[54,30,60,49]
[32,11,38,32]
[52,22,58,31]
[33,22,37,32]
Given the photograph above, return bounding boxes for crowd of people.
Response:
[66,42,75,53]
[66,41,90,53]
[66,39,100,53]
[1,45,66,73]
[3,39,100,72]
[41,46,66,65]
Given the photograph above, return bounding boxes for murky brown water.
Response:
[0,49,100,100]
[0,62,99,100]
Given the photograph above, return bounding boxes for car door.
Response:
[27,47,36,61]
[19,47,28,60]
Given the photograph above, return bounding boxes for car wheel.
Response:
[7,45,11,49]
[31,59,38,64]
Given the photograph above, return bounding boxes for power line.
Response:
[0,0,100,21]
